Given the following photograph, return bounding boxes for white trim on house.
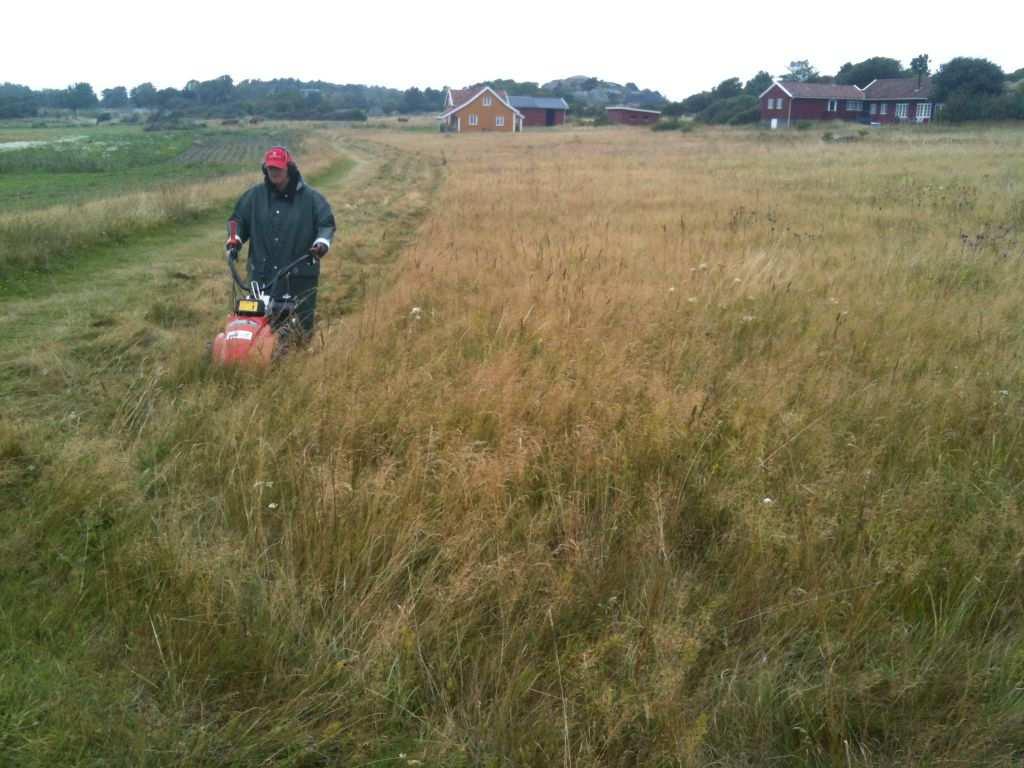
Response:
[438,86,525,120]
[759,81,794,99]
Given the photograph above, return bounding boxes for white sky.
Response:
[3,0,1021,102]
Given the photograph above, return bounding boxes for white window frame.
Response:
[879,103,888,115]
[827,99,838,113]
[483,95,492,107]
[895,102,909,119]
[468,113,478,126]
[869,103,877,115]
[495,115,505,127]
[846,100,861,111]
[917,103,932,121]
[774,98,783,110]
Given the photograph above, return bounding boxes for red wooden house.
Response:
[860,77,936,123]
[759,77,938,127]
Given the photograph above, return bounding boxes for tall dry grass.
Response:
[23,125,1024,765]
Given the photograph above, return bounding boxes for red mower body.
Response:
[212,313,277,367]
[212,223,311,368]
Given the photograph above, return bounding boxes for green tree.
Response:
[100,86,128,108]
[782,60,819,82]
[744,71,773,95]
[910,54,931,88]
[61,82,98,112]
[0,82,37,118]
[933,57,1006,101]
[130,82,159,108]
[399,87,428,114]
[713,77,743,99]
[679,91,714,114]
[834,57,903,87]
[194,75,235,105]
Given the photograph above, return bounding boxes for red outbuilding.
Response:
[606,106,661,125]
[509,96,569,127]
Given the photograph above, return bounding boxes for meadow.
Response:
[3,122,1024,766]
[0,122,301,276]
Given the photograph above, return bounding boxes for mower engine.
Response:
[212,221,306,367]
[212,286,296,367]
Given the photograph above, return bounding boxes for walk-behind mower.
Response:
[211,223,316,367]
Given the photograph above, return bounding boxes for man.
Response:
[226,146,336,336]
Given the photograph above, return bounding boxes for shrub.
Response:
[937,92,1024,122]
[651,118,681,131]
[696,95,758,125]
[726,106,760,125]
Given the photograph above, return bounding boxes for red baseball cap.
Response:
[264,146,292,169]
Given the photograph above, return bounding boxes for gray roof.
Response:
[861,77,933,100]
[508,96,569,110]
[778,82,865,100]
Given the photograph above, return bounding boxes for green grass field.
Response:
[0,123,299,212]
[3,122,1024,766]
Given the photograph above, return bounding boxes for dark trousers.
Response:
[274,274,319,334]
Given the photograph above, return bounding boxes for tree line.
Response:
[665,55,1024,125]
[0,76,448,121]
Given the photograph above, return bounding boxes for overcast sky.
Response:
[4,0,1021,101]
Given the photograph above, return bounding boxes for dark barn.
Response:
[606,106,661,125]
[509,96,569,127]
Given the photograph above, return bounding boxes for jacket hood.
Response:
[263,162,305,195]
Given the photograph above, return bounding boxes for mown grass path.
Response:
[0,132,442,766]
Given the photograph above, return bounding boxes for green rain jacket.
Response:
[228,164,336,285]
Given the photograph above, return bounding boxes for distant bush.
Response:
[726,106,760,125]
[937,92,1024,122]
[652,118,696,133]
[96,112,112,124]
[795,121,814,130]
[696,95,758,125]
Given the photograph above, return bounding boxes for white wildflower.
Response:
[762,497,774,505]
[267,503,278,510]
[410,306,423,320]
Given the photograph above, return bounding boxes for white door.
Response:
[770,118,778,130]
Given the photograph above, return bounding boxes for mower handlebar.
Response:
[225,250,319,295]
